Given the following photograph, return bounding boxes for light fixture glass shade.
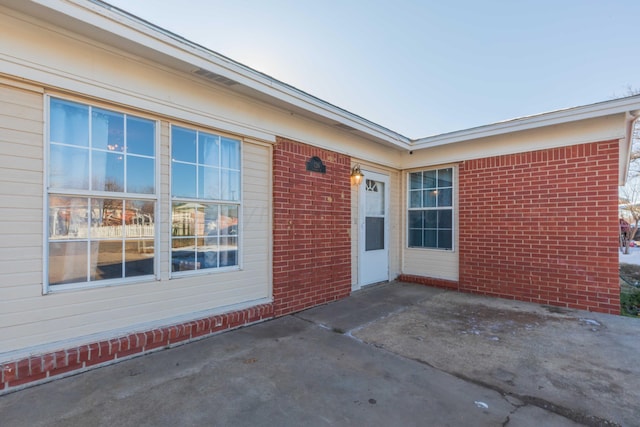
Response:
[351,165,364,185]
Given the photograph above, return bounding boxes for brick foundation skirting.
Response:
[0,303,274,395]
[398,274,460,291]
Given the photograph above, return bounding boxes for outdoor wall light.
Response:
[351,165,364,186]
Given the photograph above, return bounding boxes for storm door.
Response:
[357,170,389,289]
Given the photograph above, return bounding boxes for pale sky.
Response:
[105,0,640,139]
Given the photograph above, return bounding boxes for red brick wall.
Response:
[458,141,620,314]
[273,137,352,316]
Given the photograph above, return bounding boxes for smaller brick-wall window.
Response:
[408,168,453,250]
[171,125,241,273]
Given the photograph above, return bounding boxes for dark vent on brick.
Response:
[193,68,238,86]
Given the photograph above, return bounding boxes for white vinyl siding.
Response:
[0,84,45,310]
[0,82,271,356]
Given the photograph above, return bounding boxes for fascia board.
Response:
[7,1,639,152]
[20,0,411,149]
[411,96,640,149]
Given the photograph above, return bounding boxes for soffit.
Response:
[3,0,640,155]
[1,0,410,150]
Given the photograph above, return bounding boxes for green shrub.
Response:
[620,263,640,317]
[621,285,640,317]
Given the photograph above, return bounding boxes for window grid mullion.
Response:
[47,97,157,289]
[123,114,128,194]
[408,167,453,250]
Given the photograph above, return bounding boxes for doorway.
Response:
[357,170,389,289]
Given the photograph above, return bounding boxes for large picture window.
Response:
[47,98,156,288]
[408,168,453,250]
[171,125,240,272]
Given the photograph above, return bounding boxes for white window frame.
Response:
[43,95,160,293]
[407,167,455,251]
[169,123,242,277]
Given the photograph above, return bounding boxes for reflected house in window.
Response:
[172,202,206,237]
[47,98,156,286]
[170,125,240,272]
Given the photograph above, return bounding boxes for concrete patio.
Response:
[0,282,637,426]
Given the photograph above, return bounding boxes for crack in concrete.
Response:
[344,306,412,341]
[501,400,526,427]
[297,307,621,427]
[401,354,620,427]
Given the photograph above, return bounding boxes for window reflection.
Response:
[221,137,240,169]
[127,156,155,194]
[220,236,237,267]
[408,167,454,250]
[172,127,197,163]
[92,108,124,152]
[409,211,423,229]
[199,133,220,165]
[48,196,155,284]
[172,163,197,198]
[172,237,197,271]
[171,125,240,202]
[410,172,422,190]
[125,200,155,237]
[172,203,198,237]
[221,170,240,201]
[49,97,156,195]
[202,204,219,237]
[126,116,155,156]
[48,97,157,287]
[409,189,421,209]
[49,196,88,239]
[125,241,154,277]
[438,168,453,187]
[199,166,220,200]
[437,188,453,208]
[49,241,88,285]
[423,171,437,188]
[171,202,238,272]
[423,190,437,208]
[90,240,123,281]
[92,151,125,192]
[50,145,89,190]
[171,125,240,274]
[91,198,123,230]
[50,99,89,146]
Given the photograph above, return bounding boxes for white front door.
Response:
[357,170,389,289]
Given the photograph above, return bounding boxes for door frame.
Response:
[355,169,390,291]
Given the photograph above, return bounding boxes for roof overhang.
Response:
[2,0,640,162]
[0,0,412,149]
[412,95,640,150]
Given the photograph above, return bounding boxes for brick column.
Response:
[272,137,352,316]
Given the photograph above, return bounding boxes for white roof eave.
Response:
[410,96,640,150]
[9,0,412,149]
[5,0,640,153]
